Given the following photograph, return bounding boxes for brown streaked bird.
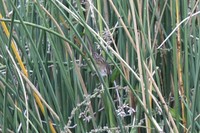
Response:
[92,52,111,77]
[87,37,111,77]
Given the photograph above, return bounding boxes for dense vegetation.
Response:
[0,0,199,133]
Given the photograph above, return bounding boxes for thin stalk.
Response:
[175,0,186,131]
[129,1,149,132]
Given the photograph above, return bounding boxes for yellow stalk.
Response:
[0,13,56,133]
[175,1,186,132]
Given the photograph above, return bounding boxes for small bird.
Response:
[92,52,111,77]
[86,37,111,77]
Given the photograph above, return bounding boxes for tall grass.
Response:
[0,0,199,133]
